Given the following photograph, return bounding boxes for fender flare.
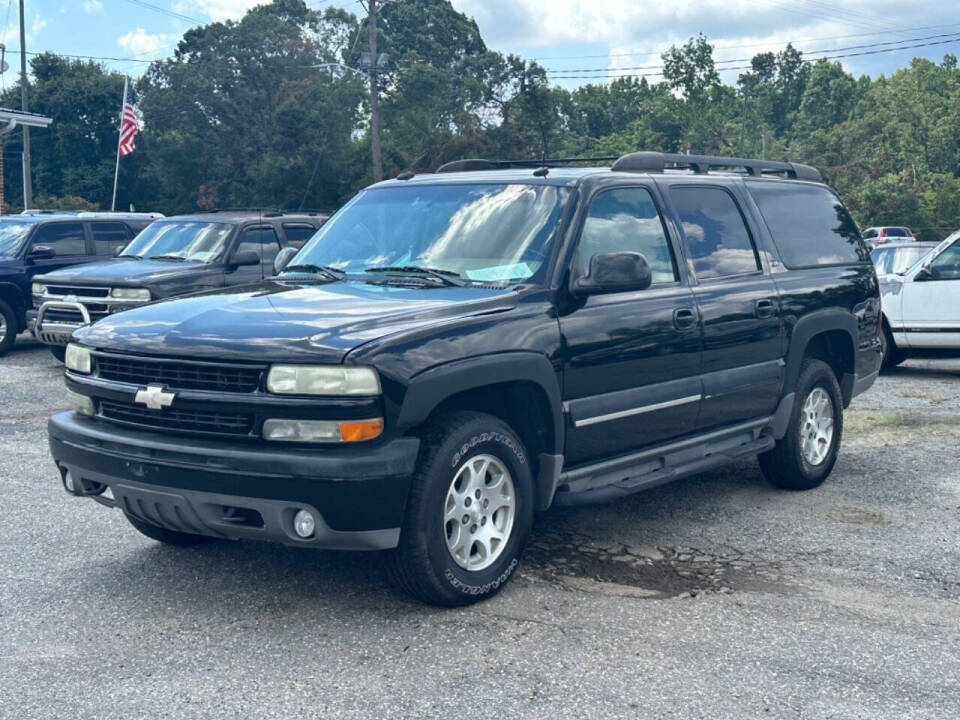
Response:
[397,352,564,455]
[785,309,858,404]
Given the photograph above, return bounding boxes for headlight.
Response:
[66,389,94,416]
[65,343,91,374]
[110,287,151,301]
[262,418,383,443]
[266,365,381,395]
[32,283,46,295]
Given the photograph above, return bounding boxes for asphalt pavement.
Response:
[1,334,958,719]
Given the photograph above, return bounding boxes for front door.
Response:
[25,221,92,284]
[560,185,702,467]
[666,184,784,431]
[900,239,960,347]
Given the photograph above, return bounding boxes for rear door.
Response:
[899,238,960,347]
[559,184,702,467]
[281,223,319,250]
[89,221,134,258]
[665,183,784,431]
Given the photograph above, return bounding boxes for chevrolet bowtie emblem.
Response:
[134,384,176,411]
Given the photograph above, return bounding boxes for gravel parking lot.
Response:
[1,334,958,720]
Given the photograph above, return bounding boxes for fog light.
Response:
[67,389,95,416]
[293,509,316,538]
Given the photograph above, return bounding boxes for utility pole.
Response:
[18,0,31,210]
[367,0,383,182]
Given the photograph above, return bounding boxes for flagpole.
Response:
[110,76,128,212]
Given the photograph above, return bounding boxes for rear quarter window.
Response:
[746,182,868,268]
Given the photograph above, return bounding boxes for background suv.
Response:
[30,210,327,360]
[0,212,159,357]
[50,152,881,606]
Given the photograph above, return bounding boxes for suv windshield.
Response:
[292,184,568,283]
[0,220,34,257]
[120,221,233,262]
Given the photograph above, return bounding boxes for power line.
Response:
[547,35,960,79]
[545,30,960,74]
[121,0,202,24]
[529,21,960,61]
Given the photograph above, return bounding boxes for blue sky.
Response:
[1,0,959,94]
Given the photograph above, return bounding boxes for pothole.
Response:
[523,534,785,599]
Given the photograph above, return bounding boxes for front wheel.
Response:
[880,325,907,369]
[388,411,533,606]
[759,358,843,490]
[0,299,16,357]
[49,346,66,363]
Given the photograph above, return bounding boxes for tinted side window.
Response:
[282,224,317,248]
[236,226,281,264]
[91,222,132,256]
[862,228,878,240]
[576,187,678,284]
[670,187,760,279]
[747,183,867,267]
[31,222,87,256]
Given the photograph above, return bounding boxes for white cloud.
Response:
[83,0,103,13]
[117,28,169,56]
[176,0,261,23]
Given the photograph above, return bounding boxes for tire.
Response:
[388,410,534,607]
[125,513,218,547]
[759,358,843,491]
[0,299,16,357]
[879,324,907,369]
[49,346,66,363]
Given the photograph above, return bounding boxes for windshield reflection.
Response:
[121,221,234,263]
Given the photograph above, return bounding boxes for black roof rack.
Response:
[435,152,822,183]
[611,151,822,182]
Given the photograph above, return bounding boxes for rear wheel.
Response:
[48,346,66,363]
[125,513,218,547]
[759,359,843,490]
[388,411,533,606]
[0,299,16,357]
[880,324,907,369]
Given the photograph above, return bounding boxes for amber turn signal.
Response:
[339,419,384,442]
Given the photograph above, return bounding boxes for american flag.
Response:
[118,100,140,156]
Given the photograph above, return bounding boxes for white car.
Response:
[879,230,960,367]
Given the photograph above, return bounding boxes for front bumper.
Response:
[49,411,419,549]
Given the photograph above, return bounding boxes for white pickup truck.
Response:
[879,230,960,367]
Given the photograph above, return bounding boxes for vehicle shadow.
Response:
[881,359,960,381]
[62,458,771,614]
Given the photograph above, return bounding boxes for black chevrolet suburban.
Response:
[30,210,327,360]
[0,212,159,357]
[48,152,882,606]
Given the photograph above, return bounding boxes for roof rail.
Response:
[611,151,822,182]
[436,156,618,173]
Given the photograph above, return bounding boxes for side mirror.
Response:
[914,266,936,282]
[229,250,261,267]
[113,245,126,257]
[27,245,55,261]
[572,252,653,296]
[273,246,297,275]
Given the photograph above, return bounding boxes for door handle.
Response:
[755,298,776,318]
[673,307,698,330]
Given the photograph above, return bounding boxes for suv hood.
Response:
[74,280,517,363]
[35,258,211,289]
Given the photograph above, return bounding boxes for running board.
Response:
[552,418,777,507]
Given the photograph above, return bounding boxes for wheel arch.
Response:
[396,352,564,511]
[786,310,858,407]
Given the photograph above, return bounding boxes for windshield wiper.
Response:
[118,254,142,260]
[281,264,347,281]
[149,254,188,262]
[365,266,467,287]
